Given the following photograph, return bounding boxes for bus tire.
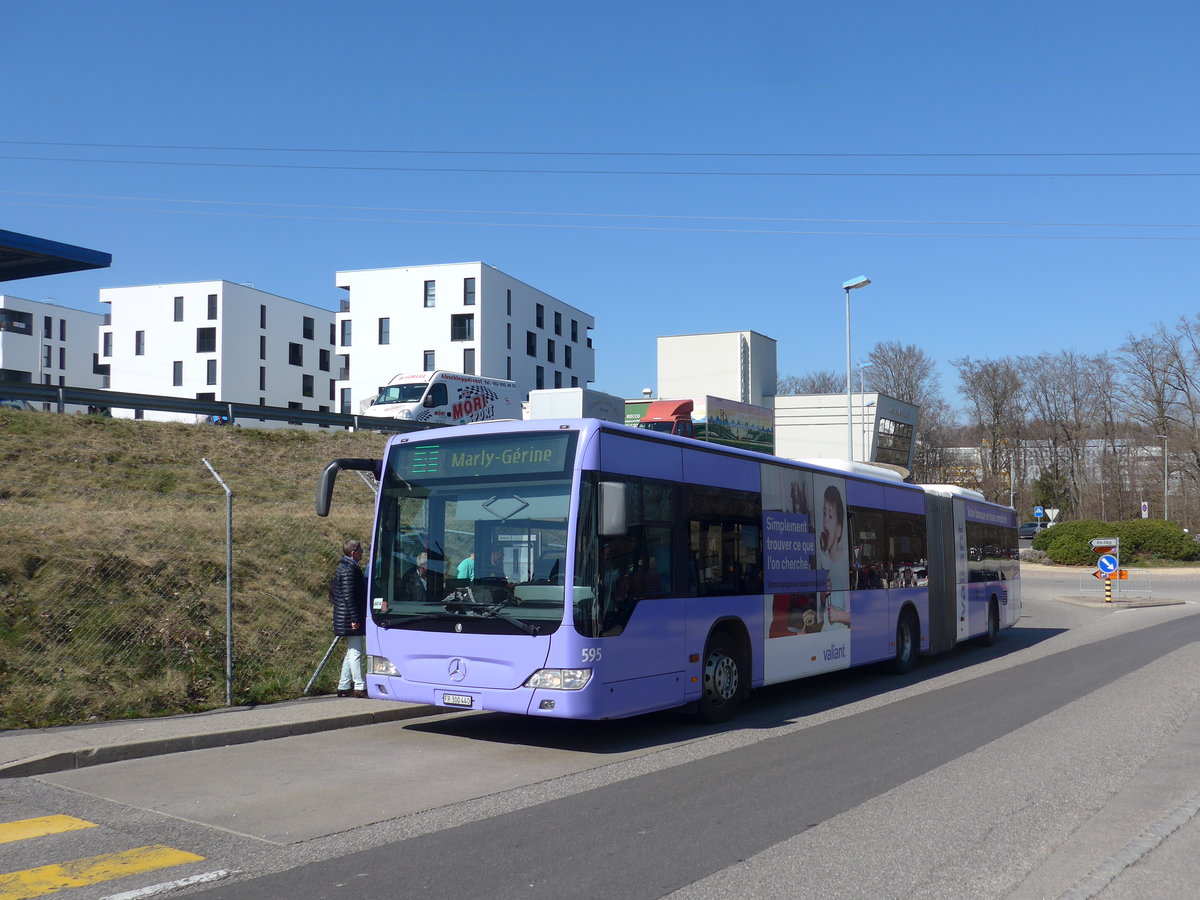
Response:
[979,598,1000,647]
[891,608,919,674]
[697,632,743,724]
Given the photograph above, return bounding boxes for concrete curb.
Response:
[0,704,441,779]
[1054,596,1187,610]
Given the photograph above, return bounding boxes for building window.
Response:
[196,392,215,402]
[259,335,267,360]
[536,303,545,329]
[526,331,537,357]
[536,366,545,390]
[506,356,512,380]
[423,350,435,372]
[288,342,303,366]
[464,277,476,305]
[135,331,146,355]
[571,319,579,342]
[337,354,349,379]
[59,319,66,341]
[42,345,52,369]
[206,359,217,385]
[506,322,512,350]
[303,316,315,340]
[450,314,474,341]
[554,311,562,335]
[547,340,556,363]
[43,316,52,339]
[329,322,335,344]
[424,280,436,307]
[259,366,267,391]
[302,373,314,398]
[102,332,112,357]
[506,289,512,315]
[196,327,216,353]
[554,370,563,389]
[174,296,184,322]
[58,347,65,369]
[340,320,351,346]
[260,305,267,329]
[319,348,330,372]
[463,348,476,375]
[571,376,579,388]
[378,317,390,345]
[565,345,573,369]
[328,379,336,402]
[207,294,218,320]
[340,388,351,415]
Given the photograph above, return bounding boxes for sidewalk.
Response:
[0,696,439,778]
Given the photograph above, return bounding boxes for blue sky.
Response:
[4,1,1198,409]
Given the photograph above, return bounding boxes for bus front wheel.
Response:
[698,634,743,723]
[891,609,919,674]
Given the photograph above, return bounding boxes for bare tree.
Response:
[954,356,1025,504]
[865,341,940,409]
[777,371,843,394]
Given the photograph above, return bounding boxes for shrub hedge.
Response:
[1031,518,1200,565]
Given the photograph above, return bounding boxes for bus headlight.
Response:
[525,668,591,690]
[368,655,399,676]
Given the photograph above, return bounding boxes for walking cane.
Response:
[304,637,342,695]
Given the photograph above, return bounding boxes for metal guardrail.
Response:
[0,381,430,434]
[1077,571,1154,600]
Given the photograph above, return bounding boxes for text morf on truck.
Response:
[365,371,520,425]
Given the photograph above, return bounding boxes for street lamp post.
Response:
[1157,433,1169,521]
[842,276,871,459]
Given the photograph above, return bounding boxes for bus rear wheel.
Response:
[698,634,743,723]
[979,598,1000,647]
[891,609,919,674]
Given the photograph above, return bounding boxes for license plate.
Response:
[442,693,473,708]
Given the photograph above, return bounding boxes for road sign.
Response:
[1097,554,1118,574]
[1034,506,1044,519]
[1046,507,1060,523]
[1092,570,1110,580]
[1115,569,1129,580]
[1141,501,1149,518]
[1091,537,1119,553]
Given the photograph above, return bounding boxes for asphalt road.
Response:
[11,567,1200,900]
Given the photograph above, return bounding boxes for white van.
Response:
[364,371,521,424]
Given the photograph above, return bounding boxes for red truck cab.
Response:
[638,399,694,438]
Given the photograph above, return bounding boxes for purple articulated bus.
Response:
[317,418,1019,722]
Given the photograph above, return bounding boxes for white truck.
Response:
[364,371,521,425]
[523,387,626,423]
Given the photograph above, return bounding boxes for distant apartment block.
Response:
[0,294,106,409]
[334,262,595,414]
[98,281,336,425]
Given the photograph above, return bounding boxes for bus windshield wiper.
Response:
[473,604,540,637]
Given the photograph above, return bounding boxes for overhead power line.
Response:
[2,140,1199,159]
[1,153,1197,177]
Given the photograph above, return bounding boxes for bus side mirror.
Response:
[317,458,381,516]
[599,482,627,536]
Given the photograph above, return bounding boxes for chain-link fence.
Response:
[0,461,378,729]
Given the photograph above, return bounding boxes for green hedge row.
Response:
[1031,519,1200,566]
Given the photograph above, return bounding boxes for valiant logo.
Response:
[822,643,847,662]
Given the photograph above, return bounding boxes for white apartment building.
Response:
[334,262,595,414]
[0,294,106,409]
[656,330,777,407]
[98,281,336,425]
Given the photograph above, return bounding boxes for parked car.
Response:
[1019,522,1048,539]
[0,398,33,411]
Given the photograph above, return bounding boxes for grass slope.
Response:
[0,410,387,728]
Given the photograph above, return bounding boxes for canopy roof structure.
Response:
[0,229,111,282]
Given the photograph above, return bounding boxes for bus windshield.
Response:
[370,431,578,635]
[375,383,428,405]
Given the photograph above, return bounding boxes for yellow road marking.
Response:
[0,817,98,846]
[0,845,204,900]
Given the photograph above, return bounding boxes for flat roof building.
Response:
[334,262,595,414]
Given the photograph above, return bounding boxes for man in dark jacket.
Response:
[331,539,368,698]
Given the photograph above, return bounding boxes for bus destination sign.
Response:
[396,432,574,480]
